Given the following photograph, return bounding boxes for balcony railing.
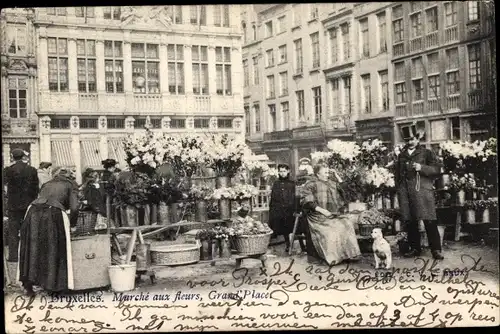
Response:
[252,190,271,210]
[468,90,483,109]
[395,104,407,117]
[428,98,440,113]
[393,43,404,57]
[263,130,292,141]
[410,37,423,53]
[194,96,211,114]
[446,94,460,111]
[134,94,162,112]
[412,101,425,115]
[425,31,438,48]
[445,25,458,43]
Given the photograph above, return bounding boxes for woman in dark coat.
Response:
[82,167,107,228]
[100,159,118,222]
[269,164,300,252]
[18,167,79,295]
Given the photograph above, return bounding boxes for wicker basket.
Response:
[76,211,98,235]
[358,224,382,237]
[233,232,272,256]
[150,243,200,266]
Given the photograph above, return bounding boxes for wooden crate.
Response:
[71,234,111,290]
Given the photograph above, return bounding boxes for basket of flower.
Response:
[357,208,392,237]
[150,241,201,266]
[230,218,273,256]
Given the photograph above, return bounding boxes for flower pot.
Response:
[195,200,208,223]
[482,208,490,223]
[383,196,392,210]
[216,176,231,189]
[219,199,232,219]
[375,196,383,210]
[439,174,451,188]
[456,190,466,206]
[218,239,231,258]
[169,203,179,223]
[392,194,399,209]
[124,205,138,227]
[200,240,213,261]
[158,202,171,225]
[143,204,151,226]
[465,209,476,224]
[150,203,158,225]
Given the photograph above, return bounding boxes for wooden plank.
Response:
[125,230,138,264]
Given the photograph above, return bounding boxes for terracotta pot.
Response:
[465,209,476,224]
[219,199,232,219]
[195,200,208,223]
[216,176,231,188]
[200,240,213,260]
[158,202,171,225]
[124,205,138,227]
[482,208,490,223]
[218,239,231,258]
[456,190,466,206]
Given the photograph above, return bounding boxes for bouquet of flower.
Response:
[448,173,477,191]
[263,167,279,185]
[232,183,259,201]
[195,229,216,241]
[211,187,237,200]
[463,198,498,210]
[163,135,210,177]
[152,175,186,204]
[209,225,232,240]
[365,164,395,190]
[242,155,270,178]
[189,183,214,201]
[124,128,166,176]
[114,172,154,207]
[324,139,361,182]
[205,134,249,177]
[439,139,497,173]
[358,139,389,168]
[357,208,392,227]
[230,219,273,236]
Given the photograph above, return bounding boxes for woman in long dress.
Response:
[18,167,79,295]
[300,163,361,266]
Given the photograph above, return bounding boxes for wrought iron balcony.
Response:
[263,129,293,142]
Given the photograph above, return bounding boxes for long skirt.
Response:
[307,212,361,266]
[18,204,74,292]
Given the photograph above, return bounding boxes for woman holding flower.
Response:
[300,163,361,266]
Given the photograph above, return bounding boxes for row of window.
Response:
[47,38,233,95]
[46,5,231,26]
[49,117,234,129]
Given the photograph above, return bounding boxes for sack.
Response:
[94,213,108,230]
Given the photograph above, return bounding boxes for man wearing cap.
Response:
[3,148,39,262]
[395,123,444,260]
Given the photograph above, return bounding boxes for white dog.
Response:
[371,228,392,269]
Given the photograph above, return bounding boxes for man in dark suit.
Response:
[3,149,39,262]
[395,123,444,260]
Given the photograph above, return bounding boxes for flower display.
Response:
[357,208,392,226]
[463,198,498,210]
[365,164,395,189]
[358,139,388,168]
[242,155,270,177]
[188,183,214,201]
[123,128,166,176]
[209,225,232,240]
[114,172,155,207]
[211,187,237,200]
[232,183,260,201]
[327,139,361,161]
[448,173,477,191]
[263,167,279,184]
[230,218,273,236]
[205,134,249,177]
[439,139,497,172]
[163,135,211,177]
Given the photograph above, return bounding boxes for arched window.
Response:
[252,24,257,40]
[242,21,247,43]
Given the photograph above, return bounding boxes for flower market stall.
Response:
[98,128,274,290]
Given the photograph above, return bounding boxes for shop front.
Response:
[355,117,394,150]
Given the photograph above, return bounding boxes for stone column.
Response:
[70,116,82,184]
[3,144,11,167]
[67,32,78,94]
[159,35,169,95]
[38,27,49,96]
[205,5,214,26]
[39,116,52,162]
[183,44,193,95]
[207,37,217,95]
[230,44,243,96]
[98,116,108,161]
[95,30,106,94]
[122,32,134,112]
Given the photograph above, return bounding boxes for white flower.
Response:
[131,156,141,165]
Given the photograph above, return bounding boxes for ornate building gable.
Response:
[120,6,172,30]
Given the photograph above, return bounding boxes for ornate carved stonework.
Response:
[125,116,135,129]
[162,116,171,129]
[185,117,194,129]
[209,117,218,129]
[71,116,79,129]
[8,59,28,72]
[233,117,242,130]
[99,116,107,130]
[121,6,173,28]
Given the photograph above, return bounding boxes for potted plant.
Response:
[232,183,259,208]
[114,173,152,227]
[196,229,216,260]
[448,173,477,205]
[189,183,214,223]
[205,134,248,185]
[357,208,392,237]
[211,225,232,258]
[463,198,498,224]
[211,187,237,219]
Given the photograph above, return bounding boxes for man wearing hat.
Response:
[3,148,39,261]
[395,122,444,260]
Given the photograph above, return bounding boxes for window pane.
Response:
[58,38,67,54]
[87,40,95,56]
[131,43,145,58]
[104,41,113,57]
[147,44,158,58]
[77,40,86,56]
[19,90,26,98]
[114,42,122,57]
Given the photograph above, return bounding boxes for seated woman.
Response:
[300,162,361,266]
[18,167,79,295]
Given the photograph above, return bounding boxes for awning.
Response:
[81,140,101,169]
[51,141,75,167]
[108,139,128,168]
